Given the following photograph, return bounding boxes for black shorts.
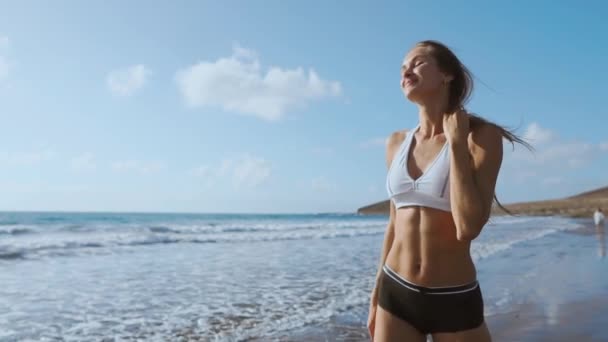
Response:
[377,264,484,334]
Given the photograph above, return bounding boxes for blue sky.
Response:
[0,1,607,213]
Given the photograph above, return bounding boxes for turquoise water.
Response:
[0,212,586,341]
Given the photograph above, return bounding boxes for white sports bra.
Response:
[386,125,452,212]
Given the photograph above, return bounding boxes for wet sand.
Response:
[487,297,608,342]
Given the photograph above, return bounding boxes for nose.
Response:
[402,65,414,78]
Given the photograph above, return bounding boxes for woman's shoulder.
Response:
[468,121,502,147]
[385,129,408,167]
[387,129,408,146]
[467,121,504,164]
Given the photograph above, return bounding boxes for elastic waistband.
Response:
[382,264,478,295]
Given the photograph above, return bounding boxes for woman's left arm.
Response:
[444,111,504,241]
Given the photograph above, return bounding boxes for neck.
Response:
[417,99,448,137]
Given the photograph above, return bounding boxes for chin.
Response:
[404,88,422,103]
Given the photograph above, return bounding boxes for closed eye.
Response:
[402,57,425,71]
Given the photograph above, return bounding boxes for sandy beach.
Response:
[487,297,608,342]
[485,225,608,342]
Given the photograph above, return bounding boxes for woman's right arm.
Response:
[370,201,395,302]
[370,131,404,302]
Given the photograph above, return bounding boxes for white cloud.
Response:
[190,165,215,188]
[360,137,386,149]
[175,44,342,121]
[71,153,96,171]
[523,122,555,145]
[232,155,271,188]
[106,64,149,96]
[599,142,608,151]
[111,160,164,174]
[509,123,600,168]
[190,154,272,189]
[232,44,257,60]
[0,148,55,166]
[190,165,211,177]
[218,158,235,176]
[503,123,607,186]
[311,176,337,192]
[190,155,272,189]
[511,138,596,168]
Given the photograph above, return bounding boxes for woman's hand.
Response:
[443,108,470,146]
[367,292,378,341]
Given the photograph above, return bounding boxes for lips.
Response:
[402,78,418,88]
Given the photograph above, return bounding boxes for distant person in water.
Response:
[367,40,530,342]
[593,208,605,227]
[594,208,606,258]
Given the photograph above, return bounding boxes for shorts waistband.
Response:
[382,264,479,295]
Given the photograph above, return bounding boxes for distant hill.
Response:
[567,186,608,199]
[357,186,608,218]
[357,200,390,215]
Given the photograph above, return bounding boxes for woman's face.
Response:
[401,46,449,102]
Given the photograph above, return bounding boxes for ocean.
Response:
[0,212,586,341]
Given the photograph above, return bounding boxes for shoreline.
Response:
[282,222,608,341]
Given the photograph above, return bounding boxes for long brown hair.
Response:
[416,40,533,214]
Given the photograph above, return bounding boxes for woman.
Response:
[367,40,529,341]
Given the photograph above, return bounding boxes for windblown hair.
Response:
[416,40,533,214]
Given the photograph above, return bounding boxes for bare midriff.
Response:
[384,206,477,287]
